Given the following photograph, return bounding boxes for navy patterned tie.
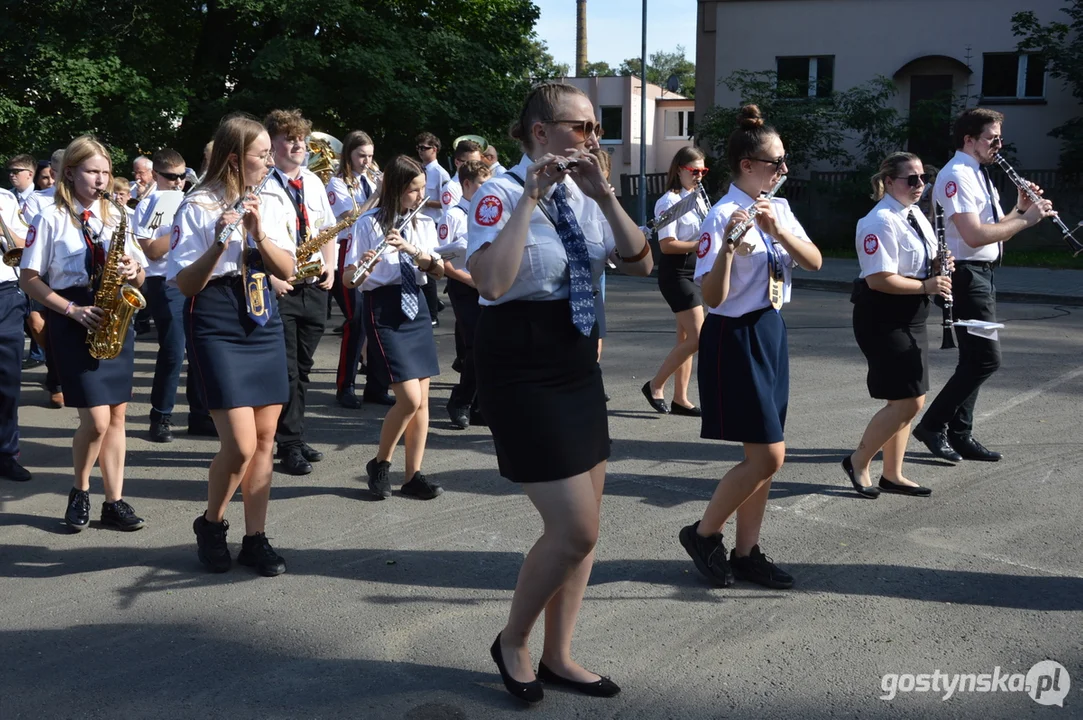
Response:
[550,184,595,336]
[399,240,420,320]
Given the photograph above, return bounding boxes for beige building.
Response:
[695,0,1077,170]
[555,75,696,194]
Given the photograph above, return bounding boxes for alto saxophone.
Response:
[87,192,148,360]
[293,206,365,284]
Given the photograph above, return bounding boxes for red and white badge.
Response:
[327,190,337,206]
[696,232,711,259]
[475,195,503,226]
[24,225,36,248]
[442,191,452,205]
[344,233,352,255]
[863,233,879,255]
[945,181,957,199]
[438,224,448,240]
[170,225,181,250]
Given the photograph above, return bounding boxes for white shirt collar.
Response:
[953,150,982,172]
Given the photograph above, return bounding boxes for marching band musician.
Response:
[439,140,484,218]
[680,105,821,591]
[23,149,64,408]
[262,109,337,476]
[437,158,491,429]
[912,108,1055,464]
[344,155,445,502]
[482,145,506,177]
[0,188,30,482]
[467,82,653,704]
[6,155,37,208]
[169,113,295,577]
[19,135,148,531]
[327,130,391,410]
[843,152,949,499]
[417,132,449,324]
[642,147,710,417]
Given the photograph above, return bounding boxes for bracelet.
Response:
[617,241,652,263]
[64,301,75,316]
[254,233,267,245]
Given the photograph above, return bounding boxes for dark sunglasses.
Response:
[681,165,709,177]
[6,167,32,174]
[545,119,602,139]
[894,173,931,187]
[416,145,435,151]
[746,155,787,170]
[156,171,186,181]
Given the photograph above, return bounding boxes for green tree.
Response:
[618,45,695,97]
[1013,1,1083,169]
[581,61,616,77]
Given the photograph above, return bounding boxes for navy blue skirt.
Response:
[184,276,288,409]
[47,286,135,408]
[364,283,439,385]
[699,307,789,444]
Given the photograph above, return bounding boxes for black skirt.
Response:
[47,287,135,408]
[699,307,789,444]
[852,284,930,400]
[364,283,439,385]
[475,299,609,483]
[184,276,289,409]
[658,251,702,314]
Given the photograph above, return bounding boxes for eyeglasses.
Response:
[545,120,602,139]
[416,145,435,151]
[156,171,187,182]
[893,173,931,188]
[247,151,275,163]
[681,165,709,177]
[980,134,1003,146]
[746,155,787,170]
[6,168,31,175]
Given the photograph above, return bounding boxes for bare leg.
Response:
[98,403,129,502]
[205,407,258,523]
[241,404,281,534]
[882,396,924,485]
[72,406,111,491]
[402,377,430,480]
[376,380,421,465]
[651,307,702,402]
[672,306,704,408]
[850,396,924,488]
[733,479,773,556]
[699,442,785,536]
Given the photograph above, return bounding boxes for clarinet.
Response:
[935,202,955,350]
[215,174,273,247]
[992,153,1083,256]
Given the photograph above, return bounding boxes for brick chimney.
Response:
[576,0,588,76]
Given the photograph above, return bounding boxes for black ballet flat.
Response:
[641,382,669,414]
[842,456,880,499]
[878,476,932,497]
[670,402,701,417]
[537,661,621,698]
[490,634,543,704]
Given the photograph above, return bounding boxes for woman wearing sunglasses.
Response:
[643,147,710,416]
[843,152,951,498]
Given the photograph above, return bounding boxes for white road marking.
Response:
[979,365,1083,421]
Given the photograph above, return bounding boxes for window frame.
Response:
[663,109,695,140]
[980,52,1046,101]
[775,55,835,99]
[599,105,624,145]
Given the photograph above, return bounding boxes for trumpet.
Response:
[215,174,273,247]
[992,154,1083,256]
[0,208,23,267]
[350,202,426,285]
[725,176,788,246]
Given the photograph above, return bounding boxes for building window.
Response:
[981,53,1046,99]
[776,56,834,98]
[664,110,695,140]
[600,106,623,143]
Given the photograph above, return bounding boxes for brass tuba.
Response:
[87,192,148,360]
[307,132,342,185]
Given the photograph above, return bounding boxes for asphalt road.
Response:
[2,276,1081,719]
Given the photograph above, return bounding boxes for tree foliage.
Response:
[1013,1,1083,169]
[581,61,616,77]
[618,46,695,97]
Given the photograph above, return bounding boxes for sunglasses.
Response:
[156,171,187,182]
[746,155,787,170]
[894,173,931,187]
[545,119,602,139]
[6,168,31,174]
[980,135,1004,146]
[681,165,709,177]
[416,145,435,151]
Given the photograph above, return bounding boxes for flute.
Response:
[725,175,788,246]
[992,154,1083,256]
[215,174,273,247]
[350,202,427,285]
[934,202,955,350]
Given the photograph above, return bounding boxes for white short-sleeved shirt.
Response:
[423,160,451,224]
[466,154,616,307]
[855,195,936,280]
[133,189,185,278]
[326,173,375,260]
[693,184,811,317]
[436,200,470,266]
[22,187,55,226]
[264,168,336,269]
[345,209,438,291]
[21,200,148,290]
[654,188,709,242]
[0,189,21,283]
[933,150,1002,263]
[489,162,506,178]
[441,177,462,218]
[166,188,295,283]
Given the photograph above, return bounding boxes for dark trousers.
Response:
[0,285,26,458]
[276,284,327,448]
[920,264,1001,437]
[144,276,195,419]
[447,278,480,411]
[336,283,365,393]
[423,279,439,318]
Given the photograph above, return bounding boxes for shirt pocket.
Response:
[522,219,567,285]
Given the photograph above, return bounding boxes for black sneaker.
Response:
[238,532,286,577]
[730,545,794,589]
[448,406,470,430]
[401,472,444,500]
[300,442,324,463]
[100,499,146,531]
[193,514,231,573]
[149,415,174,443]
[280,446,312,476]
[366,458,392,499]
[678,521,733,587]
[65,488,91,531]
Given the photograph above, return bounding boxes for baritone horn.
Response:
[247,271,268,316]
[0,209,23,267]
[307,132,342,185]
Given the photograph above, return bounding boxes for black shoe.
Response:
[135,320,153,336]
[604,392,610,403]
[0,456,32,482]
[193,514,231,572]
[363,390,396,407]
[149,415,174,443]
[730,545,794,589]
[337,388,362,409]
[670,402,701,417]
[678,521,733,587]
[100,499,146,531]
[22,357,44,370]
[367,458,392,499]
[437,299,446,312]
[449,406,470,430]
[878,476,932,497]
[912,423,962,462]
[452,357,463,374]
[490,634,543,704]
[65,488,90,531]
[281,447,312,476]
[332,322,345,335]
[401,472,444,500]
[469,409,487,427]
[431,318,439,328]
[948,434,1001,462]
[537,661,620,698]
[641,382,669,414]
[187,416,219,438]
[300,442,324,463]
[238,532,287,577]
[842,455,880,499]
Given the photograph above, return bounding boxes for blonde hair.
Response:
[510,82,591,152]
[55,135,113,226]
[870,152,921,200]
[111,176,130,193]
[190,114,267,207]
